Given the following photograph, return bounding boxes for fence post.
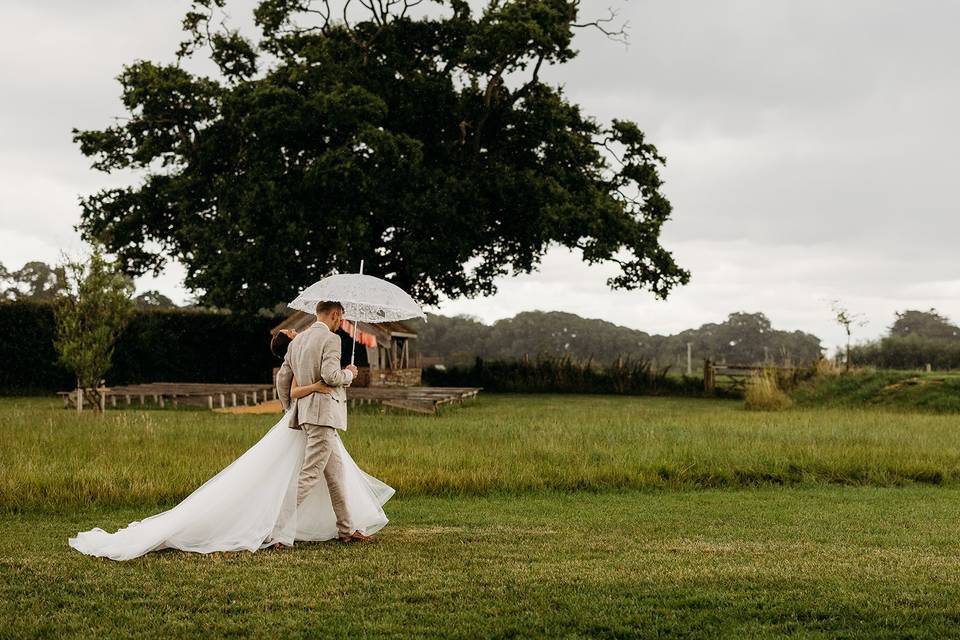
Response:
[703,359,715,395]
[76,387,83,414]
[686,342,692,375]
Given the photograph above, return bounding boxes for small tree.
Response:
[831,301,867,372]
[54,250,135,412]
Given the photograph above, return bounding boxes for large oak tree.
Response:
[75,0,689,313]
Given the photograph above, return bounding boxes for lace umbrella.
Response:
[288,262,426,363]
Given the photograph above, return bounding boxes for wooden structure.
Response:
[703,360,796,393]
[59,382,276,411]
[272,312,422,387]
[60,381,481,415]
[211,386,481,415]
[347,386,481,414]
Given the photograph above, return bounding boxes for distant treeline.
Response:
[414,311,823,369]
[850,309,960,370]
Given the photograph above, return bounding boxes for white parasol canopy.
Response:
[288,273,426,323]
[288,262,426,364]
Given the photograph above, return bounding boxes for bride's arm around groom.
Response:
[275,303,357,431]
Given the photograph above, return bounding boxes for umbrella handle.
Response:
[349,260,364,366]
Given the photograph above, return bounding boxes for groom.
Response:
[276,301,374,543]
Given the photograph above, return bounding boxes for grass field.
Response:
[4,394,960,513]
[3,394,960,638]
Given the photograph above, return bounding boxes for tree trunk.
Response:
[84,387,103,414]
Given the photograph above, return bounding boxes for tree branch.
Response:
[572,6,629,46]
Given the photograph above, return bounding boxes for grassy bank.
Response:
[5,488,960,639]
[4,394,960,512]
[792,370,960,413]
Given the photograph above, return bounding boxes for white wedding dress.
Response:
[68,410,394,561]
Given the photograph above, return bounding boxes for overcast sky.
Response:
[1,1,958,351]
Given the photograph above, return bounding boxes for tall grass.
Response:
[744,369,793,411]
[4,395,960,512]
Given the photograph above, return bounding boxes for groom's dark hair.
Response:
[270,331,293,360]
[315,300,344,315]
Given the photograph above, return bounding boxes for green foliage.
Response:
[3,259,178,309]
[0,301,281,393]
[890,308,960,340]
[74,0,689,313]
[792,370,960,413]
[850,309,960,370]
[54,252,136,408]
[851,335,960,370]
[0,260,67,301]
[416,310,823,367]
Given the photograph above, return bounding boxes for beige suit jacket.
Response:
[276,322,352,430]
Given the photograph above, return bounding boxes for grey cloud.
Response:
[1,0,958,349]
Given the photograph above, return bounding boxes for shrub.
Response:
[745,369,793,411]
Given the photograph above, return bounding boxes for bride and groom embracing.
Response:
[69,301,393,561]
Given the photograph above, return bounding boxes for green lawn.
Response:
[3,394,960,638]
[5,489,960,638]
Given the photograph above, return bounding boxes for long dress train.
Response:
[68,411,394,561]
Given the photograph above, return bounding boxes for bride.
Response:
[68,329,394,561]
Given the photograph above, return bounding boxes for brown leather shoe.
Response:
[338,530,377,543]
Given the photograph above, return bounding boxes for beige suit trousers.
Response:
[297,423,352,536]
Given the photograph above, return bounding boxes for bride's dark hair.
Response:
[270,331,293,360]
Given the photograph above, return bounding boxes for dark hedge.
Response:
[0,301,281,393]
[422,356,714,397]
